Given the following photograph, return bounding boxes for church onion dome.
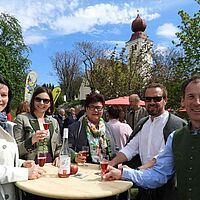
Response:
[127,14,147,42]
[131,14,147,32]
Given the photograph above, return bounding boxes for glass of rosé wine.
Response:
[43,118,51,137]
[100,155,109,180]
[82,146,89,166]
[37,152,47,167]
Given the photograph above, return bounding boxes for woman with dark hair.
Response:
[68,92,117,164]
[14,86,61,165]
[0,75,44,200]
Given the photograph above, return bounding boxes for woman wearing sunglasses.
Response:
[14,87,61,166]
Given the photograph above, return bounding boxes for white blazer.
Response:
[0,122,28,200]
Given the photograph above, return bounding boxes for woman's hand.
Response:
[28,165,46,180]
[32,130,48,144]
[52,157,59,167]
[75,151,87,163]
[22,160,35,168]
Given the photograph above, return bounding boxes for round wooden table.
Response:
[16,163,133,199]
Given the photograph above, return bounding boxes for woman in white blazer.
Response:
[0,75,44,200]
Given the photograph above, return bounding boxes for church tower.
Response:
[126,13,152,76]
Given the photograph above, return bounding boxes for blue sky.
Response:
[0,0,199,86]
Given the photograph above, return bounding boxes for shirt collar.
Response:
[151,111,169,122]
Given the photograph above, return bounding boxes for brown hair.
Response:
[144,83,167,99]
[107,106,122,119]
[85,92,105,108]
[16,101,30,116]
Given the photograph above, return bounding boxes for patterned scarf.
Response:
[83,116,112,163]
[0,112,8,130]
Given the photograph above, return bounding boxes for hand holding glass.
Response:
[82,146,89,166]
[43,118,51,137]
[43,122,49,130]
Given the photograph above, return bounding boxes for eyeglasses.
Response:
[144,96,163,102]
[34,97,50,104]
[88,105,103,111]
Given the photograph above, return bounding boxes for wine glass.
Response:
[100,155,109,180]
[43,117,51,137]
[82,146,89,166]
[37,152,47,167]
[43,122,49,130]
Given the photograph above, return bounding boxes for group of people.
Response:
[0,73,199,200]
[103,76,200,200]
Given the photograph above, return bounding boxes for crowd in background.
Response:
[1,73,200,200]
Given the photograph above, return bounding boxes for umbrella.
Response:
[105,96,145,106]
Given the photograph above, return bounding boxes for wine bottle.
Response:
[58,128,71,178]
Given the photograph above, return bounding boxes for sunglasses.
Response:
[34,97,50,104]
[144,96,163,102]
[88,105,103,111]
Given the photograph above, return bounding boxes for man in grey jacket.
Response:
[127,94,148,130]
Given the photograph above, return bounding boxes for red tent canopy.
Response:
[105,96,145,106]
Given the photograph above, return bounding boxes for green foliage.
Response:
[149,48,184,109]
[165,1,200,109]
[149,1,200,110]
[42,83,55,90]
[173,0,200,75]
[76,41,152,100]
[0,13,31,109]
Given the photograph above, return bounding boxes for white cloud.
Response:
[24,34,47,45]
[51,4,160,35]
[0,1,161,43]
[0,0,79,31]
[156,23,179,38]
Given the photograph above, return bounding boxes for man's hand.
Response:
[22,160,35,168]
[137,158,156,170]
[102,165,122,181]
[108,152,128,167]
[28,165,46,180]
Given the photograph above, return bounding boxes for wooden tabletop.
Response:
[16,163,133,199]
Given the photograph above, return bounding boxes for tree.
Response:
[51,50,82,101]
[75,41,109,92]
[150,48,184,109]
[0,13,31,109]
[76,41,153,99]
[173,0,200,76]
[160,1,200,109]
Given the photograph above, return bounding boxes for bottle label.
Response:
[58,155,71,175]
